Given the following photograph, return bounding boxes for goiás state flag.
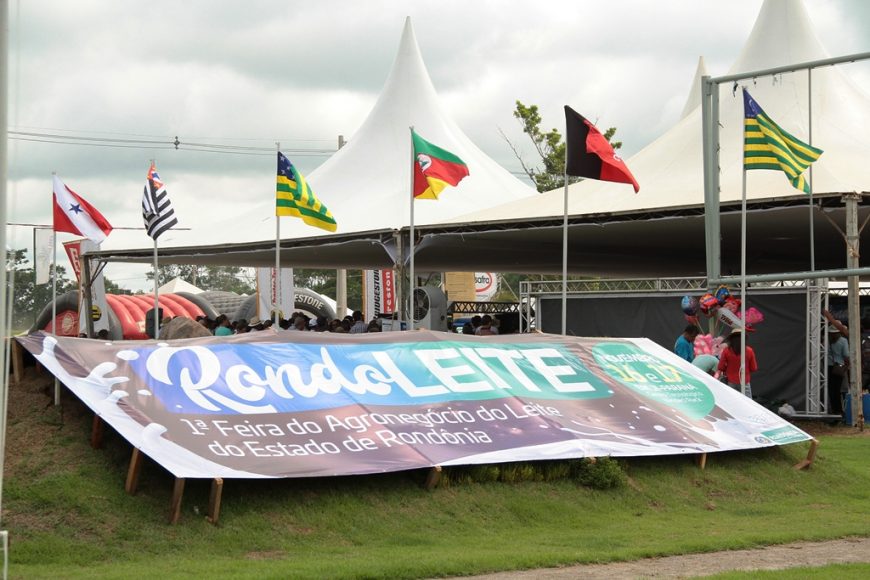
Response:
[412,130,470,200]
[52,175,113,244]
[564,106,639,193]
[142,162,179,240]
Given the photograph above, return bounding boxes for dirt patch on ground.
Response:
[463,537,870,579]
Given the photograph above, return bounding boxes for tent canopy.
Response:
[451,0,870,224]
[90,0,869,279]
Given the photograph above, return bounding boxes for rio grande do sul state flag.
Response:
[412,130,470,200]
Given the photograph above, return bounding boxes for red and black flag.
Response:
[564,105,639,192]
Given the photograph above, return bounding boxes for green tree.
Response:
[505,100,621,193]
[7,249,76,330]
[146,264,255,295]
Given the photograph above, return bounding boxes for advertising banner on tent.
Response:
[256,267,294,320]
[475,272,498,301]
[63,239,84,282]
[16,331,811,479]
[34,227,55,285]
[63,239,110,335]
[363,269,396,320]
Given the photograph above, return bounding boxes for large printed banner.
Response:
[17,331,810,479]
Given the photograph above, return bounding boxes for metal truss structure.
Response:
[521,276,833,417]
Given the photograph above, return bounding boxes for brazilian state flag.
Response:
[412,130,470,200]
[743,88,823,194]
[276,152,337,232]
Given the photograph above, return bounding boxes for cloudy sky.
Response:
[5,0,870,291]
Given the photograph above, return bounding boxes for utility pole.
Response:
[843,192,863,429]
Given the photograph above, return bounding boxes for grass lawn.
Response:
[5,371,870,579]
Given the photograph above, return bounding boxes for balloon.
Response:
[699,293,719,315]
[715,285,731,305]
[681,295,699,316]
[716,307,744,329]
[722,296,741,313]
[744,307,765,325]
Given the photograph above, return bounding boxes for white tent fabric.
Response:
[680,56,707,121]
[157,277,203,295]
[305,17,536,232]
[451,0,870,224]
[216,17,535,243]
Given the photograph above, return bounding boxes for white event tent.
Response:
[454,0,870,222]
[218,16,535,242]
[93,0,869,279]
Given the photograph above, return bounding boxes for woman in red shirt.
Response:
[717,329,758,398]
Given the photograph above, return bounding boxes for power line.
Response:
[8,130,338,157]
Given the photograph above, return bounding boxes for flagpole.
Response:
[561,152,569,336]
[808,68,815,272]
[740,167,747,397]
[275,144,281,326]
[408,127,415,332]
[148,161,159,340]
[51,172,60,404]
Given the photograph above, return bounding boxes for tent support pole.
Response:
[695,453,707,470]
[844,193,863,429]
[702,76,720,283]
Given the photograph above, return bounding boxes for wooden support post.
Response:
[90,415,104,449]
[125,448,143,495]
[695,453,707,470]
[169,478,186,525]
[11,339,23,385]
[207,478,224,525]
[423,466,442,491]
[794,439,820,470]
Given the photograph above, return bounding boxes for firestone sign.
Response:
[17,331,810,479]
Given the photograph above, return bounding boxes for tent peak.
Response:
[680,56,708,120]
[729,0,827,74]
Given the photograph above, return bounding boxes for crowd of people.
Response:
[188,309,384,335]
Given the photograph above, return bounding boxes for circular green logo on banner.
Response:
[91,305,102,321]
[591,342,714,419]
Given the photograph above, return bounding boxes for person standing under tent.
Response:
[674,324,700,363]
[717,329,758,399]
[826,327,850,417]
[823,309,850,418]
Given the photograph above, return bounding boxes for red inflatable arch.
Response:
[36,293,208,340]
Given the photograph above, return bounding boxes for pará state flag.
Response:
[52,175,113,244]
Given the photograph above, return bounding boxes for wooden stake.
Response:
[793,439,820,470]
[125,448,143,495]
[695,453,707,470]
[169,478,185,525]
[207,478,224,525]
[11,339,23,385]
[423,466,442,490]
[90,415,104,449]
